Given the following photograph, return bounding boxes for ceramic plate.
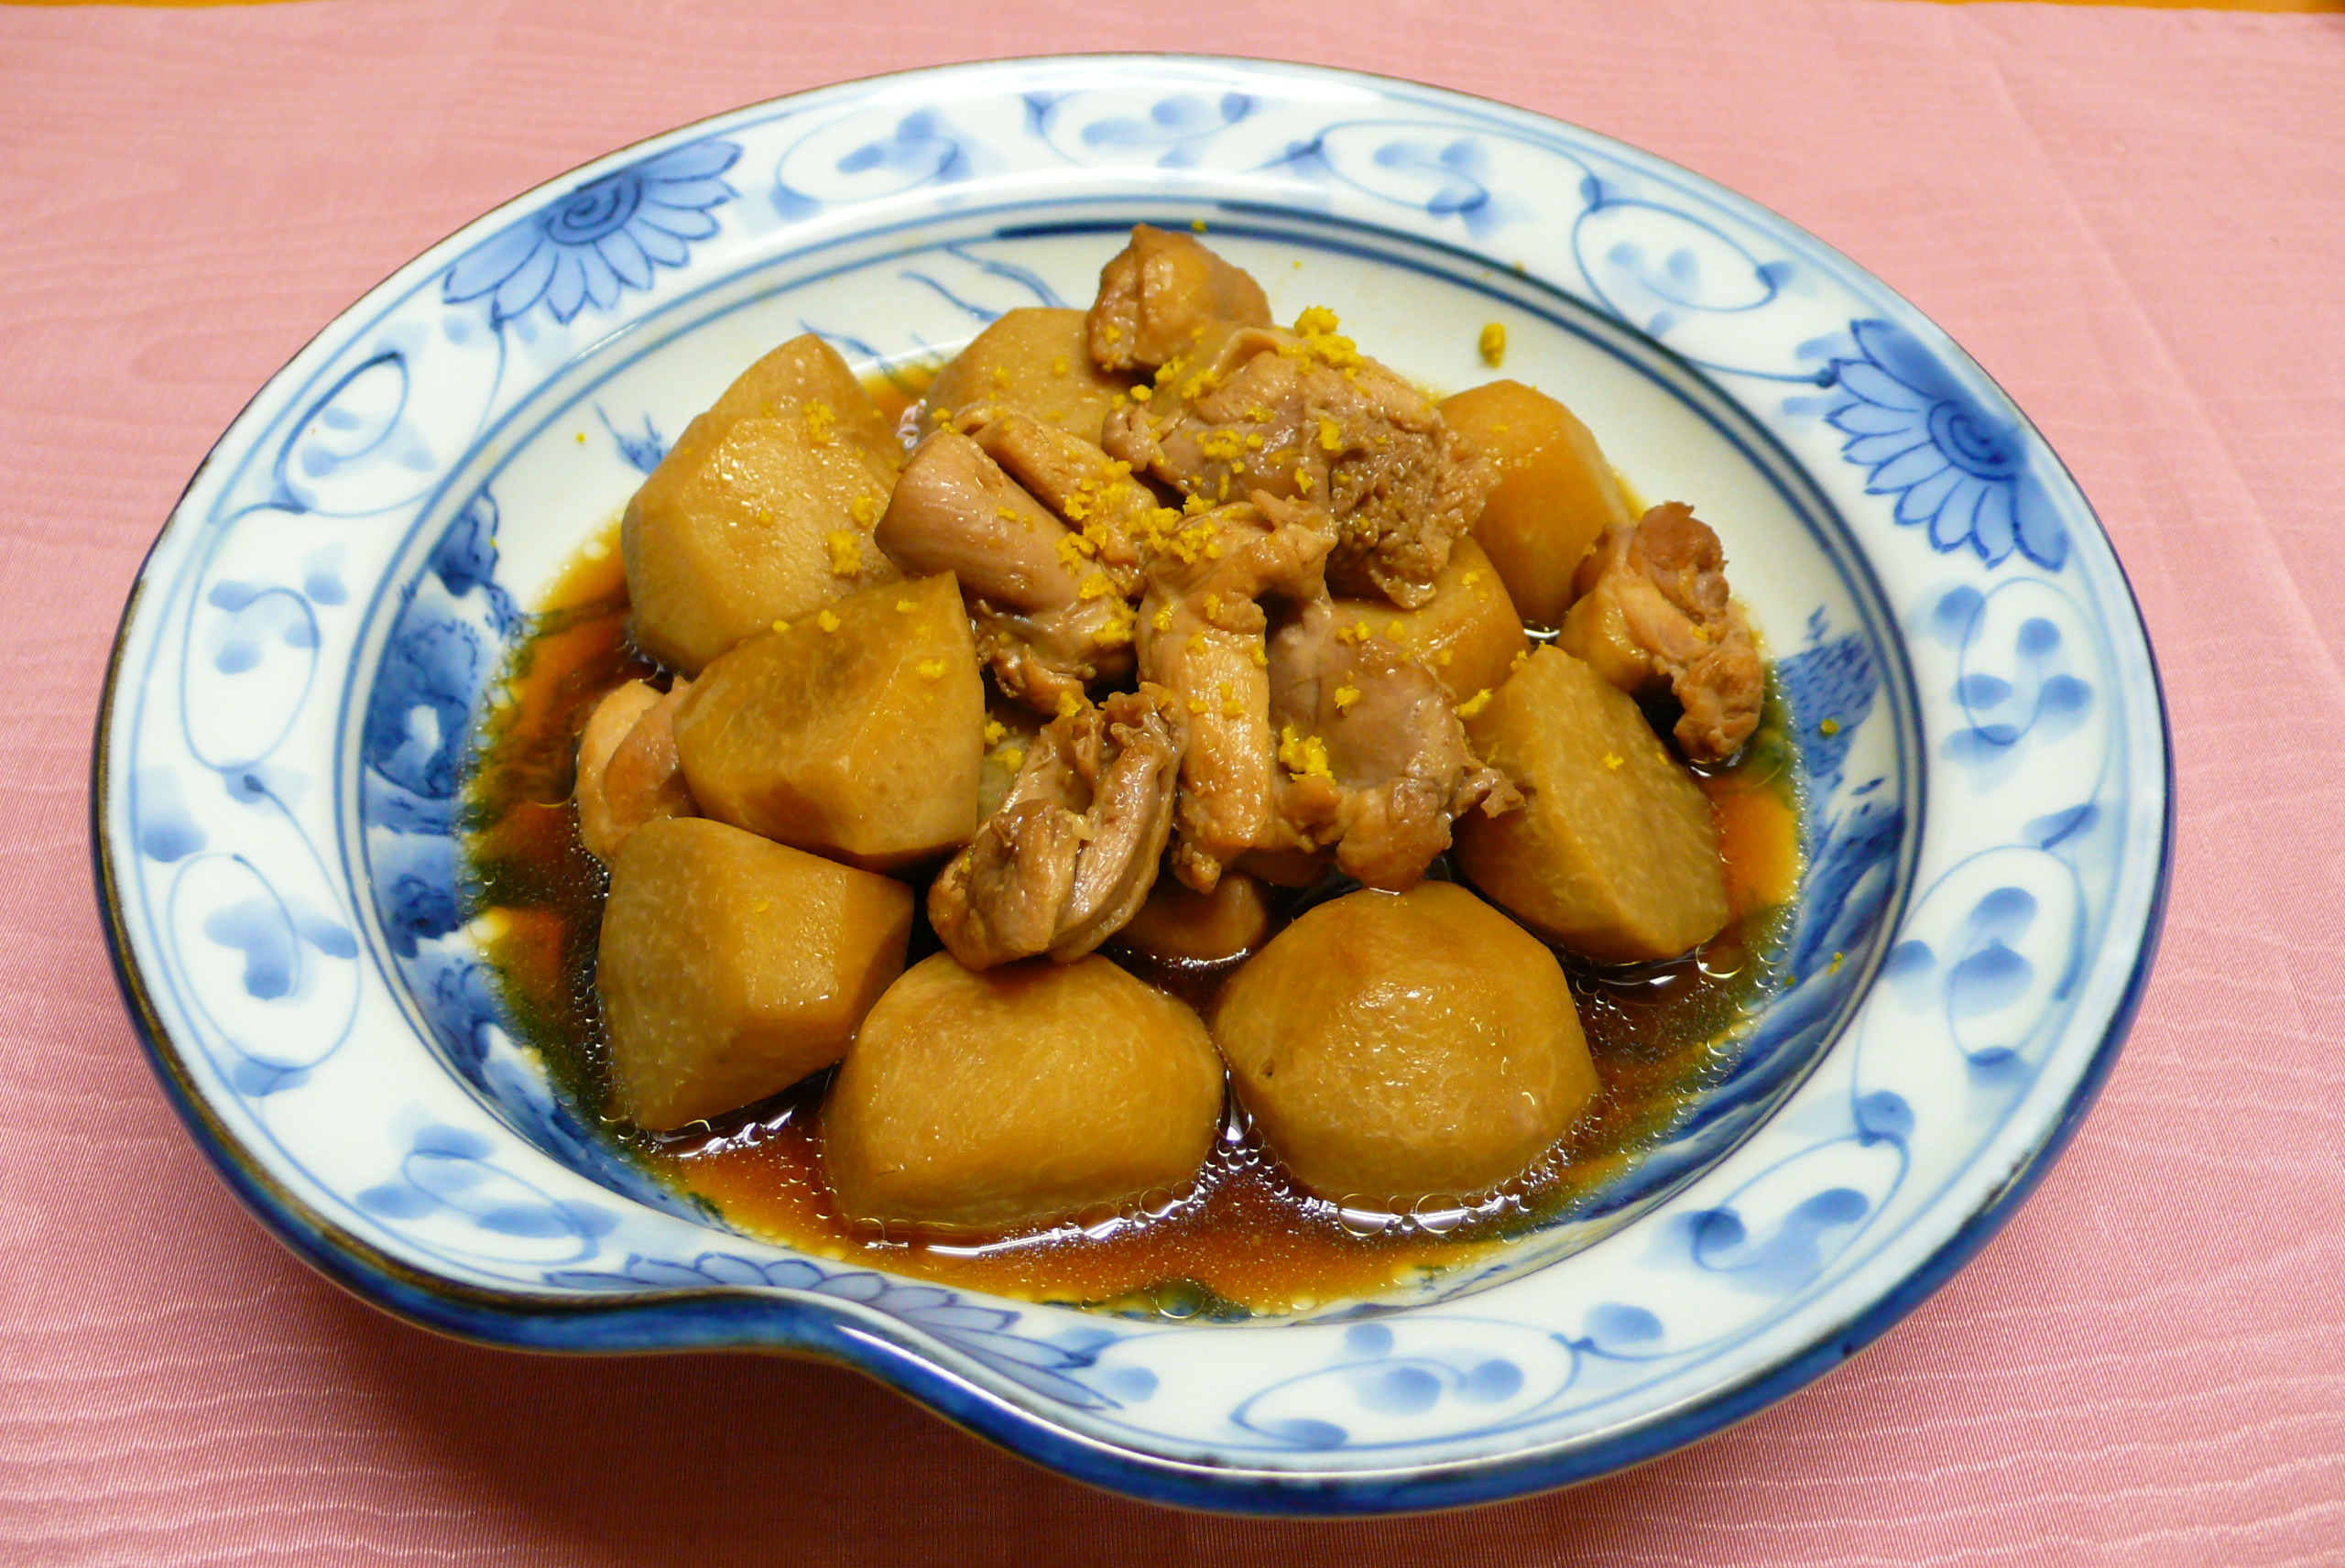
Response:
[95,56,2170,1514]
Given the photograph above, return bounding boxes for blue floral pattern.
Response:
[100,58,2165,1515]
[1030,89,1255,169]
[772,110,977,220]
[1827,320,2067,571]
[443,139,741,326]
[360,494,710,1223]
[594,406,666,474]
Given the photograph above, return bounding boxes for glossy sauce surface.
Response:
[462,379,1803,1320]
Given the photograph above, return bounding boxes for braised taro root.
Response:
[472,223,1794,1309]
[1439,379,1635,629]
[671,572,984,871]
[1455,647,1730,962]
[824,953,1224,1232]
[1115,869,1273,965]
[600,817,913,1131]
[622,333,902,673]
[1215,882,1598,1204]
[923,307,1136,444]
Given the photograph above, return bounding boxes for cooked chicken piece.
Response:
[1267,599,1517,891]
[976,699,1046,822]
[961,409,1156,591]
[1556,503,1763,763]
[577,678,698,863]
[968,600,1134,714]
[876,429,1136,713]
[1136,499,1334,892]
[929,687,1187,968]
[876,428,1081,610]
[1087,224,1271,373]
[1103,319,1492,608]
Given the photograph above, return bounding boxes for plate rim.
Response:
[90,50,2175,1515]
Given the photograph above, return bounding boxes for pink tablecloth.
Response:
[5,1,2341,1562]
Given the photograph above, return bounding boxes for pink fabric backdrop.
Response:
[5,0,2341,1561]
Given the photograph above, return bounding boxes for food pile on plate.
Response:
[570,225,1762,1236]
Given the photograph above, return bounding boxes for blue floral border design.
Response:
[445,139,741,327]
[1826,321,2067,570]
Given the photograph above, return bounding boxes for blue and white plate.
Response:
[94,57,2170,1513]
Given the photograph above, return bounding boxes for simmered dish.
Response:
[468,227,1799,1313]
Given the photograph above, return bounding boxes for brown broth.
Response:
[461,376,1802,1320]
